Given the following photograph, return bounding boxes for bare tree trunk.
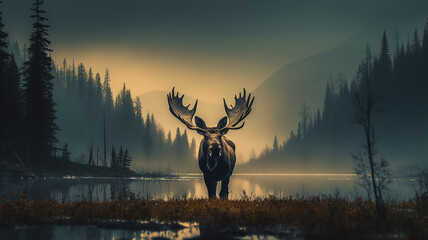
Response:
[96,146,99,166]
[354,46,386,221]
[365,106,382,218]
[103,106,107,167]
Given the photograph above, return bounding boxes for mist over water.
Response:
[0,173,415,201]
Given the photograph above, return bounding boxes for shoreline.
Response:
[0,192,427,239]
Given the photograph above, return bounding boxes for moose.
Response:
[167,88,254,199]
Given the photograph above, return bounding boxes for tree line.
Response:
[246,18,428,173]
[0,0,197,172]
[0,0,56,169]
[52,60,197,171]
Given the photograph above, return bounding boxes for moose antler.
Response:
[221,88,255,130]
[167,87,206,131]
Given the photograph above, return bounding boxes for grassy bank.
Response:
[1,192,428,239]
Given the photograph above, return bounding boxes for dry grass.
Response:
[1,191,428,239]
[134,163,174,178]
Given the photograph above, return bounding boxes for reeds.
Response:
[135,163,174,178]
[1,191,427,239]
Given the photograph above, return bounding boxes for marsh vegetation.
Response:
[1,189,428,239]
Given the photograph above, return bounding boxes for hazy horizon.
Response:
[4,0,416,101]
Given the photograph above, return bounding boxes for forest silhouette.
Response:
[244,21,428,173]
[0,0,197,174]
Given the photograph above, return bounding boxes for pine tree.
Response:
[380,32,391,61]
[173,127,182,156]
[0,0,8,73]
[70,60,76,91]
[376,32,393,106]
[118,146,124,167]
[122,149,132,169]
[423,18,428,56]
[0,0,10,146]
[62,143,70,161]
[422,18,428,81]
[110,146,117,168]
[166,130,172,149]
[4,55,23,148]
[379,32,392,76]
[103,68,113,115]
[289,131,296,143]
[125,88,134,119]
[299,103,311,135]
[115,83,126,113]
[95,73,102,95]
[142,113,154,158]
[87,67,94,102]
[182,129,189,149]
[190,138,197,157]
[134,97,142,120]
[22,0,57,166]
[272,136,278,152]
[60,59,67,82]
[413,29,421,54]
[150,114,156,131]
[316,108,322,126]
[322,82,334,122]
[297,121,302,141]
[77,63,86,95]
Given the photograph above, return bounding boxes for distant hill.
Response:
[237,39,365,153]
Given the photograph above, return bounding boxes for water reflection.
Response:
[1,225,54,240]
[1,224,194,240]
[0,174,417,201]
[1,223,288,240]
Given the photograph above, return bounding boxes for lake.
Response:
[0,173,417,201]
[0,174,418,240]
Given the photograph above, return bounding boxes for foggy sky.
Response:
[3,0,422,101]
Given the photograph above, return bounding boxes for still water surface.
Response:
[0,173,416,201]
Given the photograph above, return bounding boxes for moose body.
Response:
[198,134,236,198]
[167,88,254,198]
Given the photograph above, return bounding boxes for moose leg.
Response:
[219,176,230,199]
[204,175,217,198]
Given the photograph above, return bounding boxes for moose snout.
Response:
[208,143,222,158]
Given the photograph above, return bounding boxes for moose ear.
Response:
[195,116,206,128]
[195,116,206,135]
[217,116,229,135]
[217,116,228,129]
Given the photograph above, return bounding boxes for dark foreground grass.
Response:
[1,192,428,239]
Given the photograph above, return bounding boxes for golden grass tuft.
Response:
[1,191,428,239]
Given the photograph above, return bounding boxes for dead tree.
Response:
[353,46,390,220]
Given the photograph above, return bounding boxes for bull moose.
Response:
[167,88,254,199]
